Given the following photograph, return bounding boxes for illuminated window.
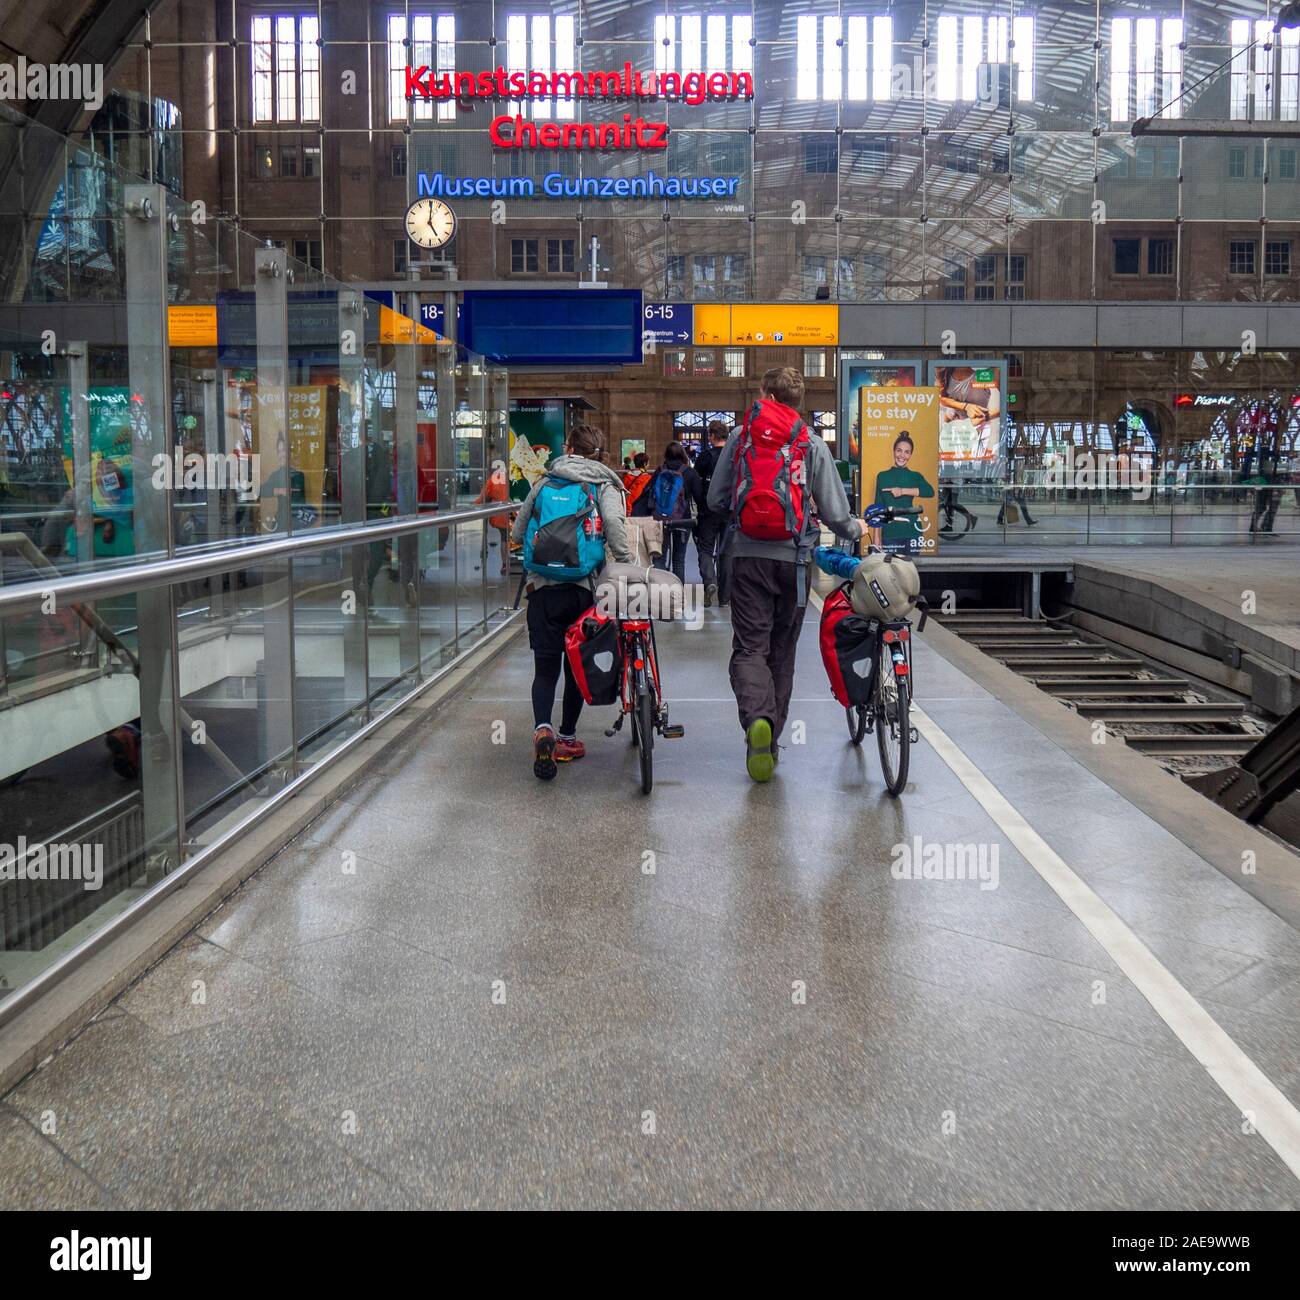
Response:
[655,13,752,79]
[934,15,1033,103]
[803,349,827,378]
[795,14,894,102]
[1110,17,1182,124]
[251,14,319,123]
[722,349,745,378]
[388,13,456,123]
[811,411,837,444]
[504,13,576,120]
[1231,19,1300,121]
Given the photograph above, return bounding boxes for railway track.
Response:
[933,607,1269,778]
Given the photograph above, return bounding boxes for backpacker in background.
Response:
[819,586,877,708]
[652,467,693,523]
[850,550,922,621]
[623,468,653,512]
[731,399,811,541]
[565,606,623,705]
[522,474,606,581]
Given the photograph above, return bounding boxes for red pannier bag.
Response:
[564,605,624,706]
[819,585,877,707]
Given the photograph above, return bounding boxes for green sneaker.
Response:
[745,718,775,783]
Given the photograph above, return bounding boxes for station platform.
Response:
[3,571,1299,1212]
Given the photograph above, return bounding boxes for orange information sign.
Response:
[692,303,839,346]
[167,305,218,348]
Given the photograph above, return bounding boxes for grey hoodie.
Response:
[510,454,635,588]
[706,417,864,562]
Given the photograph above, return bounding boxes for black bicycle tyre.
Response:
[637,675,654,794]
[875,644,910,796]
[846,705,867,745]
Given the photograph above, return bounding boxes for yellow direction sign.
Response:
[692,303,839,346]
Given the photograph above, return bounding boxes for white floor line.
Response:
[911,699,1300,1182]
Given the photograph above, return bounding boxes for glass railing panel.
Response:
[293,541,370,765]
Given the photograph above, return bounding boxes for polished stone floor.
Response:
[2,598,1299,1209]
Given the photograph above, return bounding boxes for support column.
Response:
[66,342,94,570]
[200,368,227,618]
[254,244,296,784]
[123,183,184,876]
[337,288,369,713]
[394,294,420,677]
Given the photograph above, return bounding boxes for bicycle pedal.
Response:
[661,724,685,738]
[909,727,920,744]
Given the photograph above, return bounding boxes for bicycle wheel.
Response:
[636,672,655,795]
[875,644,910,796]
[939,505,975,541]
[845,705,867,745]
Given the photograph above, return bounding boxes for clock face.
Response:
[405,198,456,250]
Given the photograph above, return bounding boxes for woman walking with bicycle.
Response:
[511,423,635,781]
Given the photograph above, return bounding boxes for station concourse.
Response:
[3,0,1300,1235]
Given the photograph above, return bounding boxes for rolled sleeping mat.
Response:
[594,562,686,620]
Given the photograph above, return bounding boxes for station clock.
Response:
[405,197,457,250]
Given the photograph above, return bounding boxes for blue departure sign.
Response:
[644,302,693,346]
[462,289,643,365]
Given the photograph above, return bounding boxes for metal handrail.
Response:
[0,501,521,616]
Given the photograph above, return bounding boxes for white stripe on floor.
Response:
[806,583,1300,1180]
[911,700,1300,1182]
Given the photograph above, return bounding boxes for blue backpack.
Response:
[523,475,606,581]
[652,468,692,522]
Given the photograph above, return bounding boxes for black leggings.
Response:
[533,652,584,734]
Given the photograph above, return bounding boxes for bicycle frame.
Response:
[618,618,662,716]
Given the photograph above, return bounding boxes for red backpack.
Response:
[731,399,811,541]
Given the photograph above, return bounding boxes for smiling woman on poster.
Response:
[873,434,935,554]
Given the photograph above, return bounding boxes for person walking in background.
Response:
[511,423,635,780]
[622,451,653,515]
[1247,454,1281,535]
[635,441,705,583]
[473,458,512,576]
[692,420,731,606]
[708,367,866,782]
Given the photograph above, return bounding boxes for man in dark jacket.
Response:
[708,367,865,781]
[693,420,731,606]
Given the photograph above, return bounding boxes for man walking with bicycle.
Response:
[708,366,867,782]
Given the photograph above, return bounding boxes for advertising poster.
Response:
[620,438,646,465]
[929,362,1004,467]
[858,386,941,557]
[60,387,135,559]
[286,385,329,511]
[507,398,566,501]
[840,359,921,464]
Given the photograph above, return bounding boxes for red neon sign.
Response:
[407,62,750,152]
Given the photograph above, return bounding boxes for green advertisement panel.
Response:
[60,386,136,558]
[507,398,566,502]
